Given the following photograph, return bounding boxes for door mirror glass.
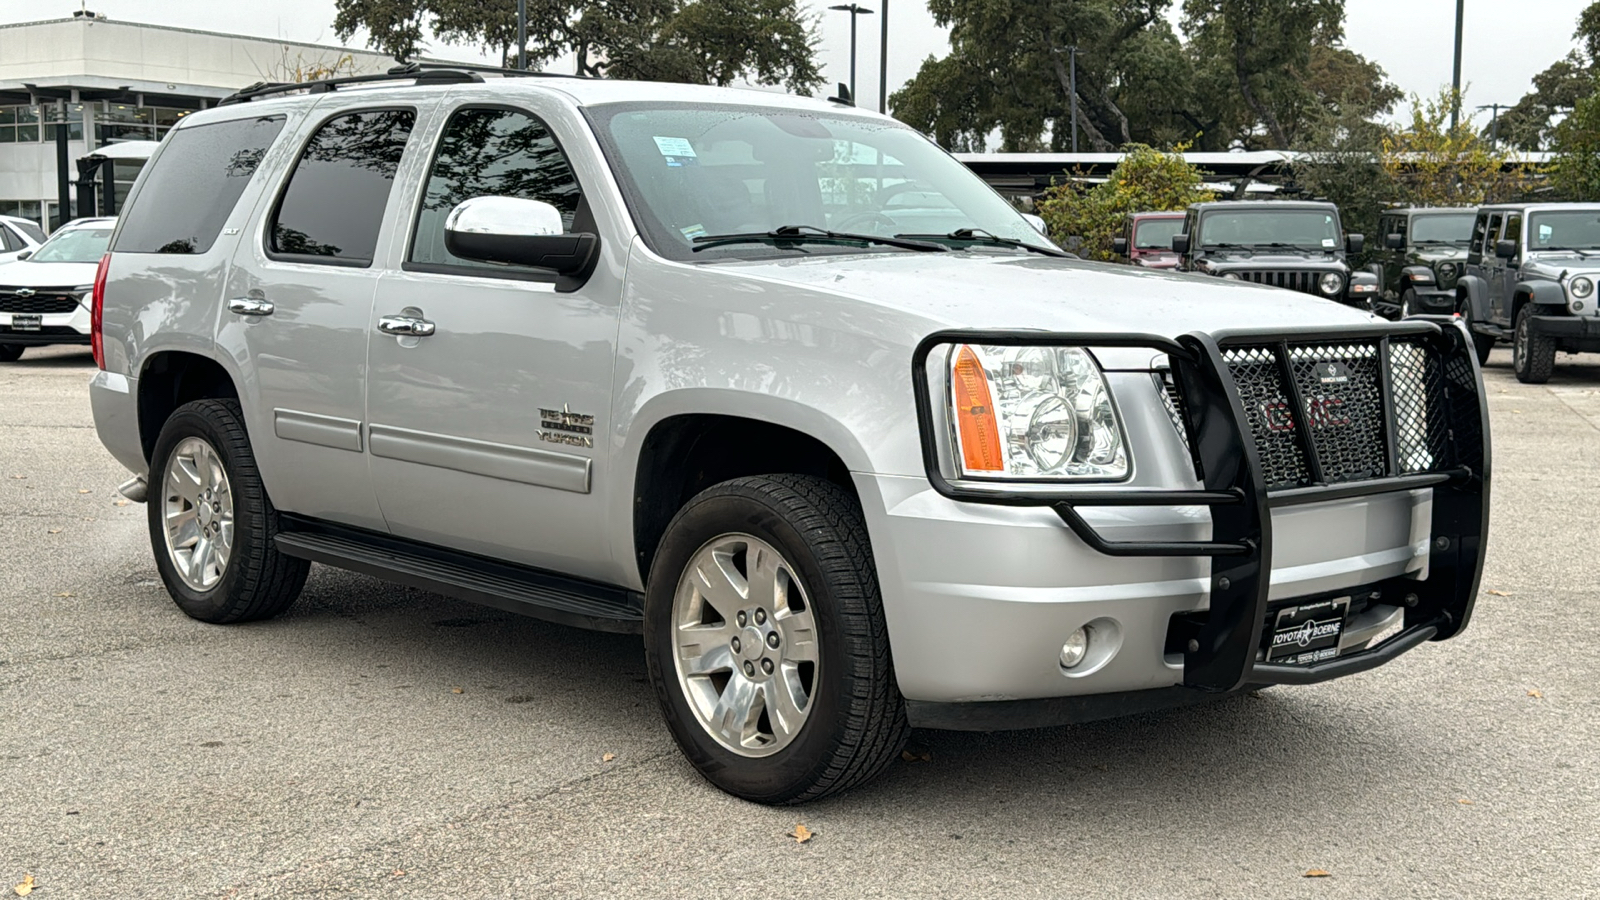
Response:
[1495,239,1517,259]
[1385,233,1404,250]
[1171,233,1190,254]
[444,196,599,278]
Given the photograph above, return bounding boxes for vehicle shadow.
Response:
[6,347,95,368]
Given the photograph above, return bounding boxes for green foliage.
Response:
[1290,104,1394,262]
[1495,2,1600,151]
[1034,144,1216,260]
[1551,78,1600,201]
[332,0,822,92]
[1382,89,1539,209]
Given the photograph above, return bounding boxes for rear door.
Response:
[363,92,625,581]
[221,94,428,530]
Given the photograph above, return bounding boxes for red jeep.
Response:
[1112,211,1185,269]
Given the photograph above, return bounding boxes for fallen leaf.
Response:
[113,499,130,507]
[9,475,23,479]
[450,687,464,694]
[47,528,62,535]
[1528,689,1544,699]
[55,592,72,598]
[77,488,91,494]
[1485,589,1511,597]
[392,869,406,877]
[789,824,813,844]
[1458,798,1475,805]
[1303,869,1330,878]
[14,874,34,896]
[900,749,932,763]
[602,753,616,762]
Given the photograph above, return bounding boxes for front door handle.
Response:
[228,297,274,316]
[377,315,436,337]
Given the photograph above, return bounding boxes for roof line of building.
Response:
[0,16,398,60]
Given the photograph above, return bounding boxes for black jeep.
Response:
[1172,201,1377,306]
[1370,207,1476,319]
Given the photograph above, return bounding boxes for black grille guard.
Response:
[910,317,1491,693]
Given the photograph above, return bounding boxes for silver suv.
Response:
[88,66,1492,803]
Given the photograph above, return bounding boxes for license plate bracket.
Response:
[10,313,41,332]
[1266,597,1349,665]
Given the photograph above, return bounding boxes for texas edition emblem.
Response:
[538,406,595,448]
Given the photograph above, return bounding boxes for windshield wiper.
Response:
[893,228,1073,258]
[1538,246,1600,256]
[692,225,947,254]
[1256,242,1333,253]
[1200,242,1253,251]
[1413,239,1469,245]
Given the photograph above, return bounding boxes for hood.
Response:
[1523,252,1600,279]
[1412,246,1468,265]
[0,258,101,290]
[709,251,1381,340]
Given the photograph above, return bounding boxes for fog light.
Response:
[1059,628,1089,668]
[1575,301,1586,312]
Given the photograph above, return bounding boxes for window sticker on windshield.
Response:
[1322,238,1336,248]
[680,224,708,240]
[1539,224,1553,243]
[653,136,699,167]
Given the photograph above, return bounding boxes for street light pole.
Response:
[878,0,888,114]
[516,0,527,70]
[1476,103,1505,148]
[829,4,875,102]
[1451,0,1465,131]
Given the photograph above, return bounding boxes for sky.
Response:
[0,0,1590,130]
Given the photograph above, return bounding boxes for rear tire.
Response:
[1513,305,1555,384]
[148,398,309,623]
[644,474,908,804]
[0,344,23,362]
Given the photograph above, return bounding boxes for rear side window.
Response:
[113,115,286,254]
[408,106,583,274]
[0,226,19,252]
[12,220,45,243]
[270,108,415,265]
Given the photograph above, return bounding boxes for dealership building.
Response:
[0,13,397,231]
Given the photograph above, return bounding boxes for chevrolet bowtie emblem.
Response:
[14,288,35,298]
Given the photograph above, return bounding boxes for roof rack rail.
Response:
[218,61,584,106]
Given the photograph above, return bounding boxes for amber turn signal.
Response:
[951,345,1004,473]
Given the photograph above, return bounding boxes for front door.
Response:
[1488,213,1520,325]
[364,99,623,582]
[225,101,421,531]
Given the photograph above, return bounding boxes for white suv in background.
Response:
[0,217,114,362]
[0,214,46,264]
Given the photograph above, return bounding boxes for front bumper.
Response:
[1529,314,1600,341]
[873,318,1490,726]
[0,307,91,344]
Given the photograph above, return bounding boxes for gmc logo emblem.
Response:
[1262,397,1352,432]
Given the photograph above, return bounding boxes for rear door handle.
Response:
[228,297,274,316]
[377,315,436,337]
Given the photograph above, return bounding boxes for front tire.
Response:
[0,344,23,362]
[644,475,908,804]
[1513,305,1555,384]
[148,398,309,623]
[1458,296,1495,365]
[1400,288,1419,319]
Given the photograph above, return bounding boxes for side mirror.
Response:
[444,196,599,287]
[15,250,31,260]
[1171,233,1190,254]
[1111,236,1129,256]
[1495,239,1517,259]
[1021,213,1048,236]
[1345,234,1364,255]
[1384,233,1404,250]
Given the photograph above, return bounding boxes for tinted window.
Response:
[1197,209,1339,248]
[410,107,582,272]
[114,116,286,254]
[271,109,415,264]
[1410,213,1473,243]
[12,220,45,243]
[0,226,18,252]
[1132,217,1183,250]
[1484,214,1503,255]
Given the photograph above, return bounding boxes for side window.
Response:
[409,106,583,274]
[269,108,416,265]
[1483,214,1503,257]
[1469,213,1488,261]
[113,116,286,254]
[0,226,18,252]
[1503,214,1522,253]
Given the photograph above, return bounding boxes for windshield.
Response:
[1410,213,1475,243]
[586,102,1056,261]
[1529,210,1600,251]
[1198,209,1339,249]
[30,226,112,263]
[1132,217,1183,250]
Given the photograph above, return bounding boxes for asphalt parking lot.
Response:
[2,343,1598,899]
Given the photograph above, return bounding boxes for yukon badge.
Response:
[538,405,595,448]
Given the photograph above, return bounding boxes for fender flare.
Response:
[1454,274,1490,319]
[1514,279,1567,308]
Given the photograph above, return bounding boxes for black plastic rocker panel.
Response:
[909,318,1490,693]
[275,515,644,633]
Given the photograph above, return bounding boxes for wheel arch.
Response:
[1455,274,1490,318]
[137,351,240,463]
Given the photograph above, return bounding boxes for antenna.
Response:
[827,82,854,107]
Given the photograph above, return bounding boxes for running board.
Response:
[274,517,644,633]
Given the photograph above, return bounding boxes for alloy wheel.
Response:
[161,436,235,591]
[671,533,820,757]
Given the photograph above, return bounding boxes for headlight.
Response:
[1437,262,1457,281]
[1570,276,1594,299]
[1319,272,1344,295]
[949,344,1128,480]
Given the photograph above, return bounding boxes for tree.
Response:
[1382,90,1537,209]
[1290,103,1393,261]
[1550,77,1600,200]
[332,0,823,92]
[1035,144,1216,259]
[890,0,1195,153]
[1495,2,1600,150]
